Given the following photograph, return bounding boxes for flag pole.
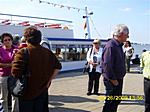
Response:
[83,6,93,39]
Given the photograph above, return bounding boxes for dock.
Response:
[48,66,144,112]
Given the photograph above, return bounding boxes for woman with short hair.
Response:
[0,33,18,112]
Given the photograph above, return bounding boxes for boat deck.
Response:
[48,66,144,112]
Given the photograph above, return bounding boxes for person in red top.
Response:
[18,36,27,49]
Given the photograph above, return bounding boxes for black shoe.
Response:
[8,106,12,110]
[87,92,92,96]
[93,92,101,96]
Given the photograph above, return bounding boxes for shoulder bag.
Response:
[7,48,29,97]
[83,47,93,73]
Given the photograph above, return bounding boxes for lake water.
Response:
[132,44,150,57]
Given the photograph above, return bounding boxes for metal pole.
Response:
[85,7,91,39]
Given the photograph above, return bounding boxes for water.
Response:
[132,44,150,57]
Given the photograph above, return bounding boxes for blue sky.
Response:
[0,0,149,44]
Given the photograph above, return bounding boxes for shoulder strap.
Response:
[23,48,29,65]
[23,48,30,76]
[90,47,93,56]
[86,47,93,63]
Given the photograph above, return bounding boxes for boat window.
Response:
[51,44,91,62]
[52,44,66,61]
[80,45,89,60]
[66,45,80,61]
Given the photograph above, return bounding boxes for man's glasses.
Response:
[4,39,11,42]
[124,34,129,38]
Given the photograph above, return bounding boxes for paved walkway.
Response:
[48,67,144,112]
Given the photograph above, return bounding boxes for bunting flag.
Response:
[4,22,11,25]
[45,24,62,29]
[39,0,84,12]
[18,21,30,26]
[83,21,87,30]
[18,21,29,25]
[34,23,45,27]
[38,0,87,30]
[23,24,30,26]
[1,19,11,25]
[1,19,9,23]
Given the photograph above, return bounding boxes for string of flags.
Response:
[0,18,64,28]
[38,0,85,12]
[36,0,100,35]
[34,0,88,30]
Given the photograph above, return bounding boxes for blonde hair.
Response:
[93,39,101,44]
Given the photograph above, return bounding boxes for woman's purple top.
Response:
[0,45,18,76]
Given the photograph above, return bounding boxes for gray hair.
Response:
[112,24,129,36]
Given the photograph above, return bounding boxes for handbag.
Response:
[7,48,29,97]
[83,61,90,73]
[83,47,93,73]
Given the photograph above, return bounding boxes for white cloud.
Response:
[119,7,132,12]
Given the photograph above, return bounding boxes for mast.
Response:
[83,7,93,39]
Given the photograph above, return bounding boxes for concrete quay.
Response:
[48,67,144,112]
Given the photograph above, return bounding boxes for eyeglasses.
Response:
[93,42,100,44]
[124,34,129,38]
[4,39,11,42]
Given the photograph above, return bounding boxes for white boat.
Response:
[46,38,107,72]
[0,13,74,39]
[0,13,107,72]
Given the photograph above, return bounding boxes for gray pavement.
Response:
[48,67,144,112]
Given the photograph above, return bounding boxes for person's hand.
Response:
[110,80,119,86]
[4,63,12,68]
[88,60,93,64]
[92,63,98,67]
[46,81,51,88]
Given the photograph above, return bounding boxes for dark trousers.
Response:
[88,70,101,93]
[7,91,12,110]
[19,90,49,112]
[126,57,131,72]
[144,78,150,112]
[102,78,123,112]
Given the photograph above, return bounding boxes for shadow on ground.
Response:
[48,95,98,112]
[49,95,99,105]
[56,70,86,79]
[49,107,90,112]
[128,71,141,74]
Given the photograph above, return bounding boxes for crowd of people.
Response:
[0,26,62,112]
[85,24,149,112]
[0,24,149,112]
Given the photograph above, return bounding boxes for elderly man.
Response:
[101,24,129,112]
